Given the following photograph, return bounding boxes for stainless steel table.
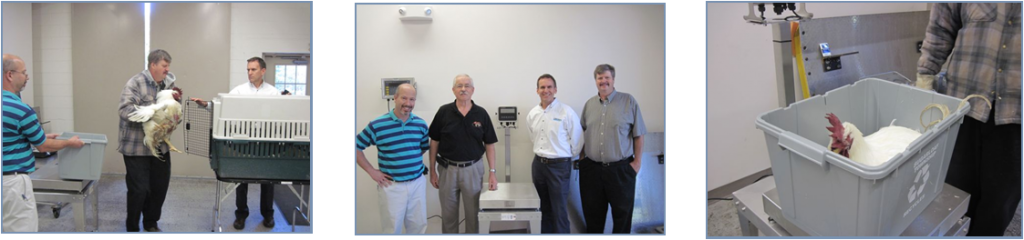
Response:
[732,176,970,236]
[29,156,99,232]
[478,182,541,234]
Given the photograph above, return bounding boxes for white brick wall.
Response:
[32,3,74,134]
[3,3,34,107]
[229,3,311,90]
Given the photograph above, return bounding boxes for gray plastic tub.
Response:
[755,78,968,236]
[55,132,108,180]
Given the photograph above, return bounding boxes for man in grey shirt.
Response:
[117,49,176,232]
[579,64,646,234]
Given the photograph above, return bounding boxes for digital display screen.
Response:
[500,108,515,114]
[386,82,405,89]
[382,78,413,99]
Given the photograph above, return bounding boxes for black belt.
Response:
[3,171,30,176]
[584,156,634,167]
[437,155,479,168]
[535,155,571,164]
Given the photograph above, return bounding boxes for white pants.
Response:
[378,175,427,234]
[2,174,38,232]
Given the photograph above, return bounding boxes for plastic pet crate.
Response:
[209,94,310,181]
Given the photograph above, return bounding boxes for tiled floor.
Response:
[34,174,311,233]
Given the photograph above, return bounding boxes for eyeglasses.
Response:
[8,70,27,77]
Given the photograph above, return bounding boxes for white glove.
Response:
[916,73,935,91]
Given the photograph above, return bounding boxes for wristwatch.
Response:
[490,168,496,173]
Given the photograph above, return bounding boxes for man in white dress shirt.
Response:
[229,57,280,95]
[190,57,280,230]
[526,74,583,233]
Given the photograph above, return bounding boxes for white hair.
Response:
[453,74,473,87]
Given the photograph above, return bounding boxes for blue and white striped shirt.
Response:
[356,110,429,181]
[2,90,46,173]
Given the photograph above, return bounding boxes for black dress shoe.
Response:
[262,218,275,228]
[144,226,162,232]
[233,218,245,230]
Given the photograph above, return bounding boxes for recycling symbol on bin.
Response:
[907,164,931,203]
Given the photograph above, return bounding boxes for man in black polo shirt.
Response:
[428,74,499,233]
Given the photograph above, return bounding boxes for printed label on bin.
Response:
[904,144,937,218]
[501,213,517,221]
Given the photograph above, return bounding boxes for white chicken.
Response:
[127,87,184,160]
[826,113,922,166]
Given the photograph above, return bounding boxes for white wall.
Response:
[229,2,311,89]
[356,4,664,233]
[706,3,928,191]
[70,2,146,175]
[3,2,34,107]
[32,3,74,134]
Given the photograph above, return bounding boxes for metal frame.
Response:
[772,23,797,107]
[732,176,971,236]
[770,11,930,107]
[30,156,100,232]
[478,182,541,234]
[183,98,213,158]
[210,179,311,232]
[497,106,518,182]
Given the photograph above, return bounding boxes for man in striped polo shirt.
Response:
[356,83,430,234]
[2,54,84,232]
